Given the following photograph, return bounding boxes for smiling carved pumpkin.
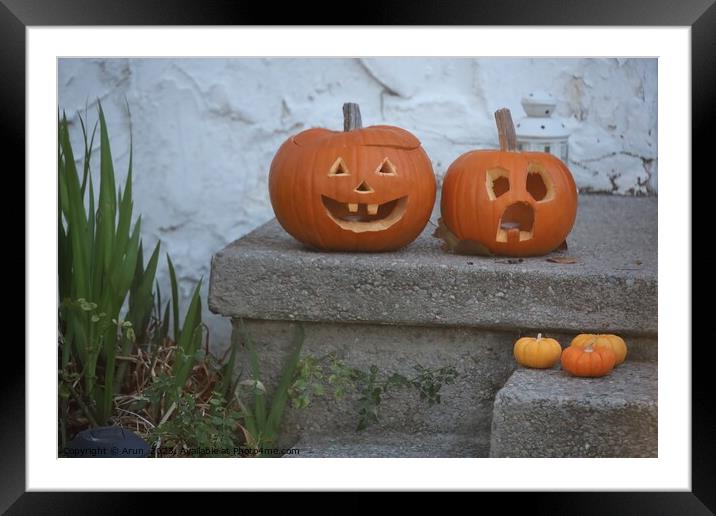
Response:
[269,103,436,252]
[440,108,578,256]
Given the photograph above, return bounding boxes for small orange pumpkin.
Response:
[513,333,562,369]
[570,334,627,365]
[561,342,616,378]
[440,108,578,256]
[269,103,436,252]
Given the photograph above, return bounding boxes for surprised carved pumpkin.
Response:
[269,103,436,252]
[440,109,578,256]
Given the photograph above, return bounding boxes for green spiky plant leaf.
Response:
[236,321,304,454]
[58,101,154,425]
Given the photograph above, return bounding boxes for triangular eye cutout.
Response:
[376,158,397,176]
[329,157,350,176]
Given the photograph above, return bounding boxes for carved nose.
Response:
[354,181,374,193]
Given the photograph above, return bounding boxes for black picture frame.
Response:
[6,0,708,511]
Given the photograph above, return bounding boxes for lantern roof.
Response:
[516,91,570,140]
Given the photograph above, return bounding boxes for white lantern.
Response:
[515,91,570,163]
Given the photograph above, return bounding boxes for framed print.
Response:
[6,0,710,509]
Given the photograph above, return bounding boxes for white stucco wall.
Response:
[58,58,658,345]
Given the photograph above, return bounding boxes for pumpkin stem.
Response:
[343,103,363,131]
[494,108,518,152]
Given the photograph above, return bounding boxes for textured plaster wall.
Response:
[58,58,658,344]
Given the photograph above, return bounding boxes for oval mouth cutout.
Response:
[321,195,408,233]
[497,202,534,242]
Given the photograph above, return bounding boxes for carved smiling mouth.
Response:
[321,195,408,233]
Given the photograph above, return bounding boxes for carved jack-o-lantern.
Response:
[440,109,578,256]
[269,103,436,252]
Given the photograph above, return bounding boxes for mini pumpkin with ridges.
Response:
[570,334,627,365]
[513,333,562,369]
[561,343,616,378]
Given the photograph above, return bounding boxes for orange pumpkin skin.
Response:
[570,334,628,365]
[441,150,577,257]
[269,126,436,252]
[561,345,616,378]
[513,334,562,369]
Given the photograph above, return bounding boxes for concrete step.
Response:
[210,195,657,335]
[284,433,489,458]
[235,319,516,452]
[490,361,657,458]
[209,194,657,456]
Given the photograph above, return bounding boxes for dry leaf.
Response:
[432,217,460,250]
[556,240,569,251]
[546,256,578,264]
[433,218,493,256]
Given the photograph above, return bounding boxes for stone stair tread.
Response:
[497,361,657,404]
[284,433,488,458]
[490,361,657,457]
[210,195,657,333]
[209,195,658,458]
